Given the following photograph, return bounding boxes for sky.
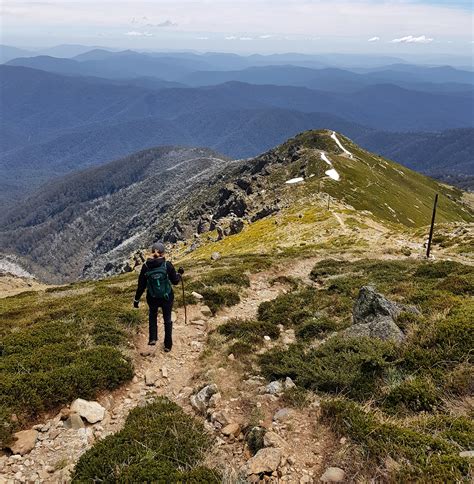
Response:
[1,0,473,58]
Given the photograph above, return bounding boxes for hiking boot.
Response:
[164,346,172,353]
[148,340,157,346]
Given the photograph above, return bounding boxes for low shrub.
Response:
[321,398,470,482]
[92,321,126,346]
[281,387,310,408]
[413,260,469,279]
[260,336,397,399]
[202,270,250,288]
[72,397,219,482]
[295,316,340,341]
[310,259,346,280]
[444,363,474,396]
[218,318,280,344]
[246,426,266,455]
[383,377,440,414]
[200,287,240,314]
[228,341,255,357]
[436,275,474,295]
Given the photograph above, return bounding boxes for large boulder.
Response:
[343,286,417,343]
[70,399,106,424]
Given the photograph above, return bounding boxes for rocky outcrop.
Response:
[342,286,419,343]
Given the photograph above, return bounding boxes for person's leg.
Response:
[147,297,159,344]
[161,295,174,351]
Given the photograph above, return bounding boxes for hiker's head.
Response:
[151,242,166,258]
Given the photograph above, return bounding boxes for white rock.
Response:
[264,335,271,341]
[70,399,105,424]
[266,380,284,395]
[284,377,296,389]
[320,467,346,482]
[191,291,204,300]
[200,305,213,317]
[459,451,474,458]
[161,367,168,379]
[264,431,287,449]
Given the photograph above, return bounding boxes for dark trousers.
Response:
[147,293,174,349]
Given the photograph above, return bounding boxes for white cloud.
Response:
[147,20,177,28]
[124,30,152,37]
[259,34,272,39]
[239,36,253,40]
[196,36,209,40]
[368,36,380,42]
[225,35,237,40]
[391,35,434,44]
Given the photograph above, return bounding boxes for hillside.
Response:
[1,130,472,285]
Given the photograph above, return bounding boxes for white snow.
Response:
[320,153,332,165]
[285,177,304,184]
[325,168,340,181]
[331,131,354,159]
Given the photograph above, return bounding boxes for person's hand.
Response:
[178,267,184,275]
[133,299,139,308]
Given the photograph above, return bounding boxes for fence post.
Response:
[426,194,438,259]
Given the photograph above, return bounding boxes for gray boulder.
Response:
[343,286,417,343]
[190,384,218,414]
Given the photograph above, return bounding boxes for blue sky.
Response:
[1,0,473,57]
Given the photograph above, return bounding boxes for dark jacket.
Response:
[134,257,181,301]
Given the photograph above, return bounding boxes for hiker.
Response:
[133,242,184,351]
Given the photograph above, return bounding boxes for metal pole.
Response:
[181,277,187,324]
[426,194,438,259]
[327,193,330,210]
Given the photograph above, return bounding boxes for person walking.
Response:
[133,242,184,352]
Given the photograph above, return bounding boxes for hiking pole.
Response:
[181,276,188,325]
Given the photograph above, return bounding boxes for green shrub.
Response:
[281,387,310,408]
[295,316,339,341]
[218,318,280,344]
[444,364,474,396]
[310,259,346,280]
[383,377,440,414]
[413,260,470,279]
[72,397,219,482]
[257,288,316,327]
[228,341,255,357]
[321,398,470,481]
[246,426,266,455]
[202,270,250,288]
[116,310,142,328]
[260,336,397,399]
[0,406,17,448]
[200,287,240,314]
[93,321,126,346]
[436,275,474,295]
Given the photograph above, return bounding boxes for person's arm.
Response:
[166,261,181,285]
[134,264,147,305]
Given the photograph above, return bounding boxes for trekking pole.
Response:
[181,276,188,325]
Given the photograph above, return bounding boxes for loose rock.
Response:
[266,381,284,395]
[9,430,38,456]
[70,399,105,424]
[190,384,218,414]
[246,448,282,475]
[320,467,346,482]
[221,423,241,437]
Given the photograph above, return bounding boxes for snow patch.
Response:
[325,168,340,181]
[285,177,304,184]
[331,131,354,159]
[321,153,332,165]
[0,256,34,278]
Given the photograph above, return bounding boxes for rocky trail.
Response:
[1,260,343,483]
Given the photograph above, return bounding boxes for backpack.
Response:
[145,262,172,300]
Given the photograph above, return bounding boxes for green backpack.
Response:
[145,262,172,300]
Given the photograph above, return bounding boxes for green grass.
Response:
[72,397,219,482]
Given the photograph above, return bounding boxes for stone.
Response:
[264,335,271,341]
[246,448,282,475]
[266,380,284,395]
[190,384,218,414]
[200,305,213,317]
[320,467,346,482]
[191,319,206,327]
[273,408,292,422]
[70,399,105,424]
[65,413,85,430]
[145,370,159,386]
[264,431,287,449]
[228,353,235,361]
[208,392,221,408]
[211,252,221,261]
[342,286,408,343]
[211,411,230,426]
[9,430,38,455]
[284,377,296,389]
[161,367,168,379]
[191,291,204,300]
[222,423,241,437]
[459,451,474,458]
